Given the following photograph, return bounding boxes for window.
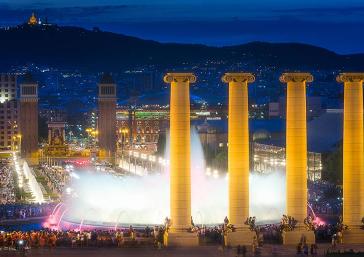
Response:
[145,135,151,142]
[21,86,36,95]
[100,86,115,95]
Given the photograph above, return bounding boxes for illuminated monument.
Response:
[163,73,198,246]
[98,73,117,164]
[337,73,364,243]
[44,120,68,156]
[222,73,256,246]
[280,73,315,244]
[19,73,39,165]
[28,12,37,26]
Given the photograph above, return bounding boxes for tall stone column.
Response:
[19,73,39,166]
[222,72,256,246]
[98,73,117,165]
[280,73,315,245]
[337,73,364,243]
[163,73,198,247]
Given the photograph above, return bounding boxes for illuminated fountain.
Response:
[47,129,287,231]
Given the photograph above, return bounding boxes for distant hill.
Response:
[0,24,363,71]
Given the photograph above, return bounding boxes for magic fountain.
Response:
[46,129,287,231]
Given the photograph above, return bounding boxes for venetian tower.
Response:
[19,73,39,165]
[98,73,117,164]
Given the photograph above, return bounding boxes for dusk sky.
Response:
[0,0,363,54]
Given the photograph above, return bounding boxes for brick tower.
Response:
[98,73,117,164]
[19,73,39,165]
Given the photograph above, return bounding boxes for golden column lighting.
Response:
[163,73,198,247]
[280,73,315,244]
[337,73,364,243]
[222,72,256,246]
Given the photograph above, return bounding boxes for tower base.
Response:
[26,157,39,166]
[282,229,315,245]
[343,227,364,244]
[225,230,256,247]
[164,231,199,247]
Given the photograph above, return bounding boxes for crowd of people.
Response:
[35,165,69,197]
[0,159,16,204]
[0,226,166,250]
[308,180,342,216]
[0,203,56,221]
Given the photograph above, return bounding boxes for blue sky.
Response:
[0,0,363,54]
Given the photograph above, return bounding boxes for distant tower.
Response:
[19,73,39,165]
[28,12,37,26]
[98,73,117,164]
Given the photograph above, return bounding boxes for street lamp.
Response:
[12,134,22,153]
[118,128,129,165]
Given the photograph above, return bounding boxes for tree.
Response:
[321,142,343,185]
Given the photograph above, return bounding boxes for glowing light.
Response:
[54,129,286,229]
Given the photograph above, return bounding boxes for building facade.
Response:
[116,108,168,153]
[0,74,19,151]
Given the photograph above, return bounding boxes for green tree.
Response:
[321,142,343,185]
[157,132,166,156]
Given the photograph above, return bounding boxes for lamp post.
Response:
[118,128,128,166]
[13,134,22,153]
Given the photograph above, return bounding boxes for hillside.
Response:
[0,24,363,71]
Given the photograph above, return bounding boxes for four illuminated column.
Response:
[280,73,315,244]
[222,73,256,246]
[162,71,364,246]
[164,73,198,246]
[337,73,364,243]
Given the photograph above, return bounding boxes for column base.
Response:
[343,227,364,244]
[164,231,199,247]
[282,229,315,245]
[224,230,256,247]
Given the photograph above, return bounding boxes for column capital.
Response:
[163,73,196,83]
[279,73,313,83]
[222,72,255,83]
[336,73,364,83]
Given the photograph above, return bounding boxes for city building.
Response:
[0,74,19,151]
[116,107,168,153]
[195,118,322,181]
[115,106,226,154]
[269,96,323,119]
[252,142,322,181]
